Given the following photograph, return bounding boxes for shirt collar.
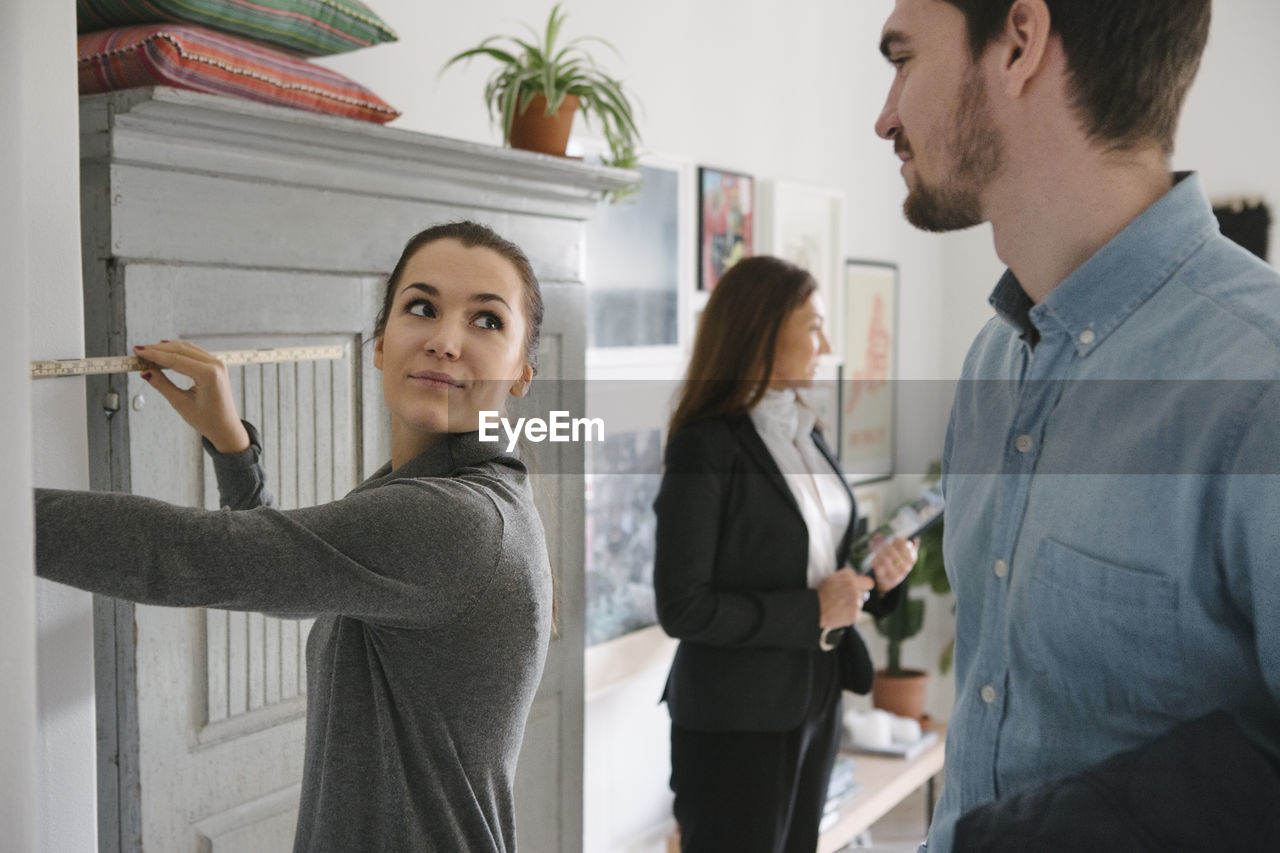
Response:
[355,431,516,493]
[989,272,1038,346]
[750,387,816,444]
[990,172,1219,355]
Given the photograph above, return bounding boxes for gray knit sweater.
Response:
[35,425,552,852]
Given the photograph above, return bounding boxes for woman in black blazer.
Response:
[655,256,917,853]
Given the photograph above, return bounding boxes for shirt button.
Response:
[994,559,1008,579]
[981,685,997,704]
[1015,434,1034,454]
[1080,329,1096,345]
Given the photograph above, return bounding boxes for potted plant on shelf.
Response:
[871,469,953,721]
[441,3,641,176]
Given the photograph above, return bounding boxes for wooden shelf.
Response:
[817,723,946,853]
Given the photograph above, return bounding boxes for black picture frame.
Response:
[697,166,754,291]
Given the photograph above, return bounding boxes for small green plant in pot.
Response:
[871,470,953,719]
[441,3,641,178]
[875,518,950,673]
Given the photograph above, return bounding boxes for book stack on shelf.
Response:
[845,708,940,759]
[819,754,861,834]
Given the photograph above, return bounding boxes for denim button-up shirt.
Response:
[926,173,1280,852]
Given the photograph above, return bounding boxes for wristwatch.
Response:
[818,626,847,652]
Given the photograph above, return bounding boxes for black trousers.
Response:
[670,657,843,853]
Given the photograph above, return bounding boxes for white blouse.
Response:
[749,388,853,589]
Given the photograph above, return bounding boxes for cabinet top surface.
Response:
[80,87,637,199]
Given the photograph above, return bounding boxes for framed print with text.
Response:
[840,260,897,483]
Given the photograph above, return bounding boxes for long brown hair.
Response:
[669,256,816,436]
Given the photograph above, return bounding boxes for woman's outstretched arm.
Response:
[34,466,514,630]
[36,341,524,629]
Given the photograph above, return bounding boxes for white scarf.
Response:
[749,388,852,588]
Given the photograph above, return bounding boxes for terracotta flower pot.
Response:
[871,668,929,720]
[507,93,579,157]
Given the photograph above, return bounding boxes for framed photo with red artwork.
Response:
[840,259,898,483]
[697,166,754,291]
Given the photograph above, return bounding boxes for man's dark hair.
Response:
[940,0,1211,155]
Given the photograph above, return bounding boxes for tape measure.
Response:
[31,345,347,379]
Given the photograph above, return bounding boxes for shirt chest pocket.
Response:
[1019,538,1186,714]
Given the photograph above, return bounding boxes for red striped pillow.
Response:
[76,0,398,58]
[78,25,400,124]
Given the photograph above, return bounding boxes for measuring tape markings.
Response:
[30,345,347,379]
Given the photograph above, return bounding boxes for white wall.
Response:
[24,1,99,851]
[321,0,945,372]
[8,0,96,851]
[1177,2,1280,250]
[321,2,947,849]
[1,2,38,848]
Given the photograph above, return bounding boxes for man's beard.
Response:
[902,67,1004,233]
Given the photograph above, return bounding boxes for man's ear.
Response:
[509,362,534,398]
[999,0,1053,98]
[373,335,384,371]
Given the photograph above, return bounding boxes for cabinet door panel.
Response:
[105,263,378,851]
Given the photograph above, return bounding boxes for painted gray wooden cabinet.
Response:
[79,86,631,853]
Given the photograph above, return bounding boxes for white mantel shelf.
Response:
[78,87,635,282]
[80,86,637,225]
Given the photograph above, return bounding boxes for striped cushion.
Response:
[77,0,396,57]
[79,25,400,124]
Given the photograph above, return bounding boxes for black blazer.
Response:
[654,415,901,732]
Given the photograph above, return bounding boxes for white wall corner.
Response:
[1,2,38,844]
[24,0,97,851]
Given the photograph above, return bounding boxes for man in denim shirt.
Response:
[875,1,1280,850]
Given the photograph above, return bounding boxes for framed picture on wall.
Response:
[840,259,898,483]
[697,166,754,291]
[581,369,683,648]
[757,181,845,354]
[583,157,687,355]
[584,427,664,646]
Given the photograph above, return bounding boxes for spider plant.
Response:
[441,3,641,173]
